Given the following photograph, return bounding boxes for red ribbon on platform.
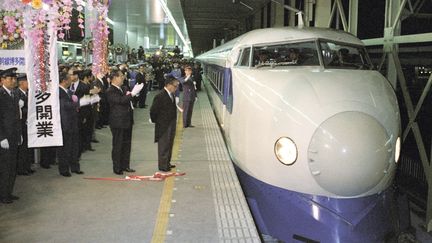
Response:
[84,171,186,182]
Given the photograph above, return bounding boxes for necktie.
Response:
[10,91,14,99]
[170,93,174,103]
[70,83,75,92]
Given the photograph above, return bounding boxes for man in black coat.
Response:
[57,72,82,177]
[14,74,34,175]
[135,65,148,108]
[0,68,21,204]
[180,66,197,128]
[69,68,93,154]
[106,70,136,175]
[150,77,179,172]
[93,73,108,129]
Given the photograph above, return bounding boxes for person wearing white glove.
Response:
[15,74,34,175]
[0,67,22,204]
[180,66,198,128]
[135,65,148,108]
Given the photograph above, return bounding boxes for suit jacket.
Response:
[135,72,146,85]
[72,81,89,99]
[59,87,79,133]
[106,85,133,129]
[0,87,21,144]
[13,88,28,128]
[182,76,196,102]
[150,90,177,142]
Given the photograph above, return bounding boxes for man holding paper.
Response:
[57,72,82,177]
[106,70,143,175]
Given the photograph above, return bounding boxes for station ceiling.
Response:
[108,0,269,56]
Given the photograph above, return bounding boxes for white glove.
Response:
[176,104,184,113]
[79,95,92,107]
[19,99,24,108]
[195,97,198,101]
[148,118,154,124]
[175,96,179,105]
[1,139,9,149]
[20,136,23,145]
[90,95,101,104]
[131,83,144,97]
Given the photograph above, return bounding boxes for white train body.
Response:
[197,27,400,242]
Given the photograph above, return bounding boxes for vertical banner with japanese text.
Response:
[26,18,62,148]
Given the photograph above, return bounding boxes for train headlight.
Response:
[274,137,298,165]
[395,137,401,163]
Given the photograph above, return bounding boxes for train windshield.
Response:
[320,41,373,70]
[252,41,320,68]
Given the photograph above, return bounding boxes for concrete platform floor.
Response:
[0,90,259,243]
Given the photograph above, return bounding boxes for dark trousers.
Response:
[98,100,109,126]
[17,128,31,173]
[110,127,132,172]
[138,86,148,108]
[40,147,56,168]
[0,143,18,200]
[196,79,202,91]
[183,99,195,127]
[158,120,176,170]
[57,131,80,173]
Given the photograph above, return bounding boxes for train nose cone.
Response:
[308,111,392,197]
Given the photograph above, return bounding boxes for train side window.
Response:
[239,48,251,67]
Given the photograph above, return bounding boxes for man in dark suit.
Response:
[68,68,93,154]
[135,65,148,108]
[93,73,108,129]
[57,72,82,177]
[150,77,179,172]
[93,74,110,129]
[14,74,35,175]
[180,66,197,128]
[106,70,136,175]
[0,68,21,204]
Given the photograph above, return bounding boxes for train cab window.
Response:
[320,41,373,70]
[239,48,251,67]
[252,41,319,68]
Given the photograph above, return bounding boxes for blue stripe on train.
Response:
[233,164,398,242]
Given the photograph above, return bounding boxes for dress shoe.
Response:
[9,195,19,200]
[17,172,29,176]
[72,170,84,174]
[123,168,136,173]
[27,169,36,174]
[1,198,13,204]
[114,171,123,175]
[91,139,99,143]
[169,165,176,168]
[60,172,72,177]
[87,148,96,152]
[188,125,195,128]
[40,165,51,169]
[159,168,171,172]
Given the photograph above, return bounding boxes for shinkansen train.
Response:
[196,27,401,242]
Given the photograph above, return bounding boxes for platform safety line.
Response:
[151,112,184,243]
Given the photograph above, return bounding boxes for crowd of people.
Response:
[0,56,203,204]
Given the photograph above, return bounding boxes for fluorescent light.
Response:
[58,41,82,47]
